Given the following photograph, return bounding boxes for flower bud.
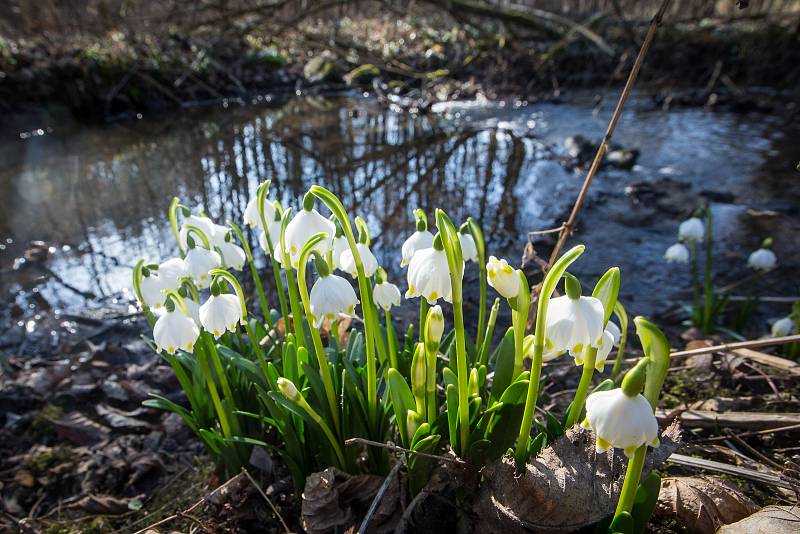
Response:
[664,243,689,264]
[277,377,300,401]
[486,256,521,299]
[678,217,704,242]
[425,305,445,345]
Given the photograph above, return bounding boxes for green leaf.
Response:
[446,383,459,451]
[498,373,530,405]
[608,511,634,534]
[490,328,516,400]
[634,317,671,410]
[592,267,621,326]
[386,369,415,447]
[631,473,661,534]
[527,432,547,457]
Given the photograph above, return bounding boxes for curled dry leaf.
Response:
[474,421,682,533]
[717,505,800,533]
[654,475,759,534]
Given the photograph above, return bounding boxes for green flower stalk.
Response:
[424,305,444,424]
[515,245,585,465]
[434,209,470,457]
[227,221,270,327]
[610,302,630,382]
[168,197,190,255]
[464,218,487,349]
[310,185,382,430]
[278,207,307,350]
[510,270,531,379]
[613,317,671,522]
[477,298,501,366]
[131,259,157,326]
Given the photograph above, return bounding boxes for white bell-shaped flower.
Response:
[678,217,704,242]
[406,247,460,304]
[309,274,359,328]
[545,289,605,358]
[179,215,217,249]
[157,258,186,291]
[524,335,563,362]
[576,327,616,371]
[605,321,622,346]
[748,248,777,271]
[244,196,276,230]
[331,236,349,271]
[217,241,246,270]
[459,232,478,263]
[486,256,521,299]
[583,388,659,457]
[284,208,335,269]
[401,230,434,267]
[340,242,378,278]
[772,317,795,337]
[153,308,200,354]
[184,246,222,288]
[140,273,167,309]
[258,222,283,261]
[199,293,243,338]
[185,298,201,326]
[373,281,401,311]
[664,243,689,264]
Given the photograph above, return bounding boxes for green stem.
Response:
[229,222,271,328]
[279,210,307,349]
[610,303,629,382]
[478,298,500,367]
[195,341,232,437]
[292,394,346,469]
[386,310,399,370]
[477,261,487,349]
[168,197,183,254]
[690,240,699,325]
[511,272,531,379]
[615,446,647,516]
[419,299,428,344]
[564,346,597,429]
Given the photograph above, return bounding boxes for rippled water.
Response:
[1,94,798,346]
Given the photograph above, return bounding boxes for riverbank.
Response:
[1,14,799,121]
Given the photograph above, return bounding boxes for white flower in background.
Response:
[199,293,243,338]
[605,321,622,346]
[545,293,605,358]
[140,273,167,309]
[583,388,659,457]
[486,256,521,299]
[157,258,186,291]
[340,243,378,277]
[678,217,704,242]
[208,223,232,248]
[664,243,689,264]
[309,274,359,328]
[406,247,460,304]
[179,215,217,249]
[331,236,349,271]
[217,241,246,270]
[401,230,434,267]
[153,309,200,354]
[184,246,222,288]
[373,281,401,311]
[577,327,616,371]
[748,248,777,271]
[258,223,283,261]
[244,196,276,230]
[284,208,335,269]
[459,232,478,263]
[772,317,795,337]
[524,334,563,362]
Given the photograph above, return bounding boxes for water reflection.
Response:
[1,95,797,340]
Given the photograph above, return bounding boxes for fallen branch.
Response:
[656,410,800,431]
[344,437,473,466]
[667,453,799,491]
[670,335,800,359]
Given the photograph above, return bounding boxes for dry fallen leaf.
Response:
[654,475,758,533]
[717,505,800,533]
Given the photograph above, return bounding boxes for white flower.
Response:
[185,298,201,326]
[140,273,167,309]
[284,209,335,269]
[486,256,521,299]
[244,196,276,230]
[208,223,232,248]
[459,232,478,263]
[772,317,795,337]
[179,215,216,249]
[277,377,300,401]
[184,247,222,288]
[340,243,378,277]
[157,258,186,291]
[583,388,659,457]
[217,241,246,270]
[373,281,401,311]
[401,230,434,267]
[406,247,460,304]
[577,327,616,372]
[153,309,200,354]
[678,217,704,242]
[545,294,605,358]
[606,321,622,346]
[748,248,777,271]
[332,236,349,271]
[664,243,689,264]
[258,223,283,261]
[199,293,243,338]
[309,274,359,328]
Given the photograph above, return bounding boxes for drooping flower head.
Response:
[140,269,167,309]
[486,256,521,299]
[664,243,689,264]
[199,282,244,338]
[458,230,478,263]
[373,270,401,312]
[153,295,200,354]
[401,209,434,267]
[244,193,277,231]
[216,236,246,271]
[157,258,186,291]
[545,273,605,359]
[406,234,461,305]
[772,317,795,337]
[184,244,222,289]
[748,239,777,271]
[284,195,336,269]
[340,219,379,278]
[678,217,704,242]
[309,269,359,328]
[178,215,216,250]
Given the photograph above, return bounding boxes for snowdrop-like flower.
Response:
[179,215,216,249]
[406,246,460,304]
[678,217,704,242]
[284,208,335,269]
[664,243,689,264]
[244,195,276,230]
[772,317,795,337]
[199,293,243,338]
[184,298,201,326]
[606,321,622,346]
[583,388,659,457]
[459,232,478,263]
[153,308,200,354]
[576,327,616,371]
[373,281,401,311]
[157,258,186,291]
[340,242,378,277]
[748,248,777,271]
[545,279,605,358]
[309,274,359,328]
[184,246,222,288]
[401,230,434,267]
[486,256,521,299]
[217,241,246,270]
[331,235,349,271]
[140,273,167,309]
[258,222,283,261]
